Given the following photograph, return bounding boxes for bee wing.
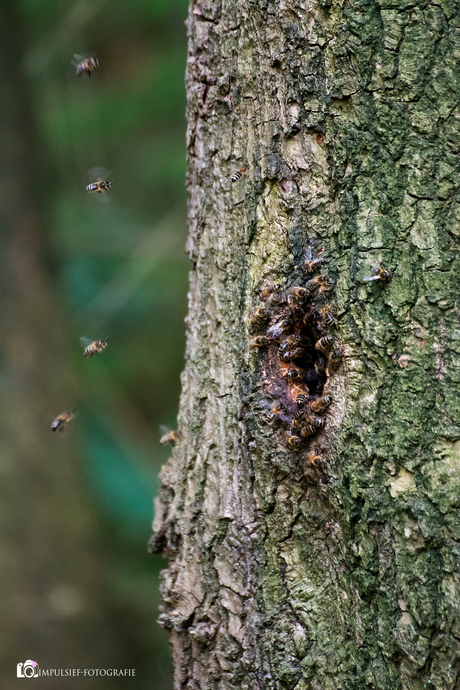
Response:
[159,425,172,436]
[80,337,94,347]
[72,54,85,66]
[87,166,112,182]
[363,275,380,282]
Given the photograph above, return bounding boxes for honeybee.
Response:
[80,337,108,358]
[285,368,304,381]
[287,286,310,302]
[306,451,323,465]
[319,304,336,328]
[250,307,269,329]
[363,264,392,283]
[296,393,308,408]
[267,316,293,340]
[314,355,327,375]
[249,336,269,349]
[51,412,74,432]
[308,416,325,430]
[72,54,99,77]
[159,427,183,446]
[311,396,332,413]
[315,335,333,352]
[303,310,318,327]
[280,347,306,363]
[291,409,306,430]
[300,246,325,274]
[328,350,343,370]
[86,180,111,193]
[300,423,316,439]
[285,333,307,348]
[260,283,282,302]
[268,403,287,421]
[287,434,301,450]
[231,165,249,182]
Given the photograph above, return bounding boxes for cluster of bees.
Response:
[249,247,392,457]
[51,54,110,433]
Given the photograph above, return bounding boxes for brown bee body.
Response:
[267,316,293,340]
[280,347,306,363]
[300,423,316,439]
[231,165,249,182]
[86,181,111,194]
[363,264,392,283]
[314,355,327,375]
[315,335,333,352]
[268,403,287,421]
[250,307,269,329]
[259,284,282,302]
[287,434,301,450]
[328,350,343,370]
[303,310,318,327]
[311,396,332,413]
[285,368,304,381]
[291,409,306,430]
[80,337,108,358]
[306,451,323,465]
[51,412,74,432]
[73,54,99,77]
[287,287,310,303]
[296,393,308,408]
[300,246,326,274]
[309,416,325,430]
[160,429,183,446]
[319,305,336,327]
[249,336,269,350]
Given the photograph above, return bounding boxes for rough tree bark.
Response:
[150,1,460,689]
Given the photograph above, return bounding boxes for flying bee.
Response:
[250,307,269,329]
[268,403,287,421]
[159,427,183,446]
[291,409,306,430]
[319,304,336,328]
[80,337,108,358]
[311,395,332,413]
[363,264,392,283]
[296,393,309,408]
[72,54,99,77]
[300,245,326,274]
[315,335,333,352]
[287,434,301,450]
[249,336,269,350]
[86,180,111,194]
[314,355,327,375]
[231,165,249,182]
[51,412,74,432]
[285,368,305,381]
[300,423,316,439]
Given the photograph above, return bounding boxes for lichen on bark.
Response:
[151,1,460,688]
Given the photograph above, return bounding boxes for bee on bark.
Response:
[306,451,323,465]
[300,246,326,274]
[267,316,293,340]
[319,304,336,328]
[308,416,325,431]
[303,310,319,327]
[296,393,309,408]
[285,368,305,382]
[363,264,392,283]
[287,286,310,302]
[314,355,327,375]
[250,307,269,329]
[287,434,301,450]
[300,423,316,439]
[72,54,99,77]
[311,396,332,413]
[159,427,183,446]
[231,165,249,182]
[315,335,333,352]
[51,412,74,432]
[285,333,308,348]
[328,350,343,370]
[267,403,287,421]
[280,347,306,363]
[306,275,334,291]
[291,409,306,430]
[80,337,108,358]
[249,336,269,350]
[259,283,282,302]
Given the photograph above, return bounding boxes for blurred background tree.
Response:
[0,0,188,687]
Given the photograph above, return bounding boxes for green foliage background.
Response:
[17,0,189,685]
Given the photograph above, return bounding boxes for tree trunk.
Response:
[151,1,460,688]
